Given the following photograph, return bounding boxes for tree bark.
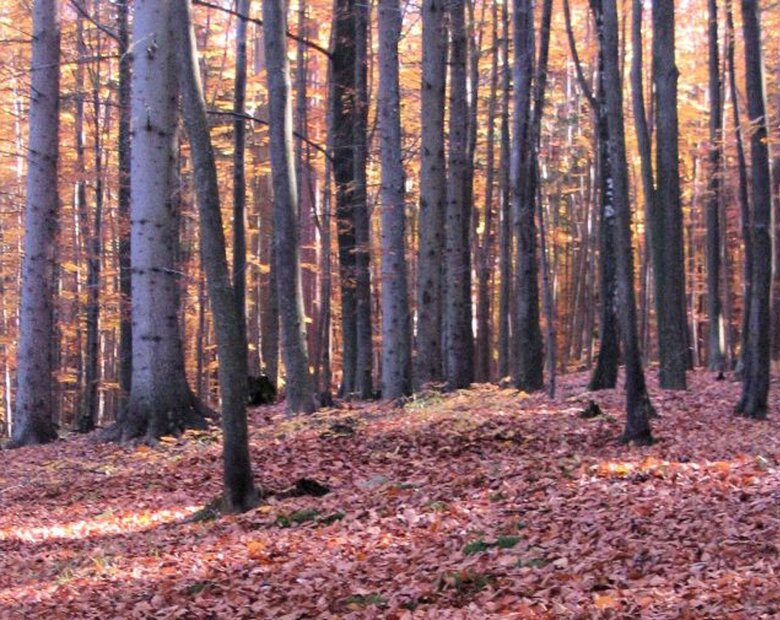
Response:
[377,0,413,399]
[416,0,447,387]
[652,0,689,388]
[599,0,654,444]
[511,0,544,392]
[10,0,61,447]
[446,0,474,390]
[705,0,724,373]
[173,0,258,512]
[263,0,316,413]
[736,0,772,419]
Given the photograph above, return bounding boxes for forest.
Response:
[1,0,780,615]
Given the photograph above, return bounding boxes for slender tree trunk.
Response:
[117,0,132,416]
[233,0,250,364]
[173,0,258,512]
[377,0,413,399]
[476,0,499,383]
[725,0,751,375]
[497,0,512,379]
[652,0,688,389]
[705,0,724,374]
[10,0,61,447]
[263,0,315,413]
[353,0,373,398]
[511,0,543,392]
[446,0,474,390]
[736,0,772,419]
[599,0,654,443]
[416,0,447,387]
[330,0,358,396]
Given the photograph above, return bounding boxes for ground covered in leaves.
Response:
[2,371,780,618]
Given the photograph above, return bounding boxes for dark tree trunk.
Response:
[511,0,544,392]
[330,0,358,396]
[353,0,374,398]
[598,0,654,444]
[705,0,724,373]
[652,0,689,389]
[497,0,512,380]
[736,0,772,419]
[173,0,258,512]
[446,0,474,390]
[416,0,447,386]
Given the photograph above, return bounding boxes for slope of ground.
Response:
[1,371,780,618]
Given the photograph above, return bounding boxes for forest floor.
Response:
[2,371,780,618]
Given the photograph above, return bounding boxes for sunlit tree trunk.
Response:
[263,0,316,413]
[378,0,413,398]
[736,0,772,419]
[10,0,61,447]
[416,0,447,388]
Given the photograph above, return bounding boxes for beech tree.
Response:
[416,0,447,387]
[263,0,316,413]
[736,0,771,419]
[378,0,412,399]
[10,0,61,447]
[173,0,258,512]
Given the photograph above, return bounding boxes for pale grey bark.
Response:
[173,0,258,511]
[263,0,316,413]
[416,0,447,387]
[378,0,412,398]
[10,0,61,447]
[118,0,206,441]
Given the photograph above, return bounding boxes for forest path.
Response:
[1,370,779,618]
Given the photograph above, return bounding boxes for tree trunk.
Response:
[736,0,772,419]
[117,0,132,416]
[652,0,689,389]
[705,0,724,373]
[233,0,250,364]
[330,0,358,396]
[446,0,474,390]
[599,0,654,444]
[353,0,373,399]
[172,0,258,511]
[263,0,316,414]
[10,0,61,447]
[416,0,447,387]
[511,0,543,392]
[377,0,413,399]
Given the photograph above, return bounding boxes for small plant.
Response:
[185,580,215,595]
[319,511,345,525]
[442,570,496,594]
[275,508,320,528]
[463,539,492,555]
[495,535,520,549]
[344,593,386,608]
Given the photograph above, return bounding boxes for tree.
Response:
[651,0,689,389]
[598,0,654,443]
[263,0,316,413]
[111,0,208,441]
[511,0,544,392]
[416,0,447,387]
[705,0,724,374]
[377,0,412,399]
[10,0,61,447]
[172,0,258,512]
[735,0,771,419]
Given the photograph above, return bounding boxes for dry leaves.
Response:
[1,370,780,618]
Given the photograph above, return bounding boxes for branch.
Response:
[562,0,596,110]
[69,0,119,42]
[207,109,332,163]
[192,0,332,59]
